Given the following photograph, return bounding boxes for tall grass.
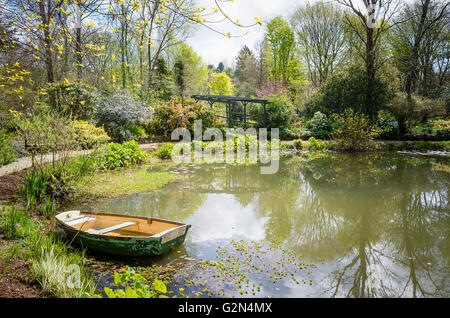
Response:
[32,247,96,298]
[0,207,32,239]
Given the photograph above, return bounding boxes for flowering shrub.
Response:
[147,97,219,136]
[95,93,152,142]
[307,112,332,139]
[332,109,382,152]
[70,120,110,149]
[377,118,399,138]
[46,81,97,120]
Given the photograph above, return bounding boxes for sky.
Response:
[185,0,304,68]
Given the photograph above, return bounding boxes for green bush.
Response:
[377,118,400,138]
[46,81,97,121]
[151,143,174,160]
[305,69,392,118]
[249,95,294,133]
[0,129,17,165]
[147,97,220,136]
[70,120,110,149]
[91,140,149,170]
[307,112,332,139]
[305,137,333,151]
[332,109,382,152]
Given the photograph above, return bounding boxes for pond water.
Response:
[68,152,449,298]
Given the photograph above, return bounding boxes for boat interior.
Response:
[56,211,182,237]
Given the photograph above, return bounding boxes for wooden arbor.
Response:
[191,95,269,128]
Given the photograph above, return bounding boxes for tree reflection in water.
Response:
[76,153,449,297]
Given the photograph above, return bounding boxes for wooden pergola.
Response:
[191,95,269,128]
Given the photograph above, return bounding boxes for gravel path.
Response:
[0,143,165,177]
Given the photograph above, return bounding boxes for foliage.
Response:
[385,92,447,129]
[332,109,382,152]
[90,140,149,170]
[249,95,294,133]
[377,117,400,138]
[208,72,234,95]
[148,97,220,136]
[305,69,393,118]
[0,207,32,239]
[15,104,77,165]
[151,143,175,160]
[70,120,110,150]
[87,266,167,298]
[95,93,152,142]
[0,129,17,166]
[265,17,297,86]
[305,137,333,151]
[291,2,347,86]
[33,247,96,298]
[307,112,332,139]
[432,119,450,138]
[46,81,97,121]
[174,43,209,96]
[22,156,96,210]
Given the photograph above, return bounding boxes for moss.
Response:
[77,165,183,199]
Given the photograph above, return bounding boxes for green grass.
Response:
[78,165,183,198]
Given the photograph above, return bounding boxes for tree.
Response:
[335,0,405,117]
[208,72,234,95]
[265,17,296,86]
[291,1,347,86]
[173,43,208,96]
[234,45,258,96]
[216,62,224,73]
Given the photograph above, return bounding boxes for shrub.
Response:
[432,119,450,138]
[305,137,333,151]
[46,81,97,121]
[332,109,382,152]
[70,120,110,149]
[377,117,400,138]
[0,129,17,165]
[95,93,152,142]
[385,93,446,132]
[91,140,149,170]
[307,112,332,139]
[151,143,174,160]
[249,95,293,133]
[15,104,77,166]
[148,97,219,136]
[305,69,392,118]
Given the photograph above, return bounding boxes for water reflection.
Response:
[72,153,449,297]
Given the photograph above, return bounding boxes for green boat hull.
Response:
[63,225,190,256]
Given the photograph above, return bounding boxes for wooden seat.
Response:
[90,222,137,235]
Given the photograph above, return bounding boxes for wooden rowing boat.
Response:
[55,211,191,256]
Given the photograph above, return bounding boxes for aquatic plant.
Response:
[86,266,167,298]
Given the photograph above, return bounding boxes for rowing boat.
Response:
[55,211,191,256]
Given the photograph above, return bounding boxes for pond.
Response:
[67,152,449,298]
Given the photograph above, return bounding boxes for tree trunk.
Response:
[39,2,55,108]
